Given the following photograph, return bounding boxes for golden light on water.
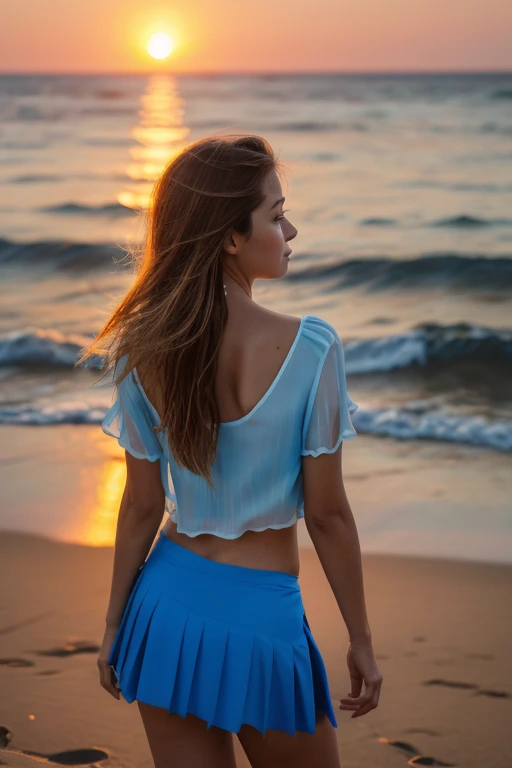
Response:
[80,458,126,546]
[147,32,173,60]
[118,74,191,211]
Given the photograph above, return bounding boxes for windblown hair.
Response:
[77,134,281,486]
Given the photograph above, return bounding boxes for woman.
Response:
[80,134,382,768]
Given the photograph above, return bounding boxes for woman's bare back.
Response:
[162,307,304,574]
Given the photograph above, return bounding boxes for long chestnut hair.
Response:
[78,134,282,487]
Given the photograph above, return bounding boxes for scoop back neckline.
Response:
[133,314,310,430]
[220,314,309,427]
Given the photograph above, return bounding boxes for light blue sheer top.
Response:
[101,315,358,539]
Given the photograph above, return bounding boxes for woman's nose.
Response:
[285,223,298,241]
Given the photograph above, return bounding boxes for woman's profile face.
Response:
[234,168,298,280]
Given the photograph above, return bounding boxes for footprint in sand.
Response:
[406,728,442,737]
[378,737,417,753]
[424,678,478,690]
[0,725,13,748]
[0,658,34,668]
[35,669,61,676]
[21,748,110,765]
[424,678,510,698]
[0,726,108,765]
[465,652,494,660]
[378,737,456,767]
[0,612,54,638]
[34,640,100,658]
[475,689,511,699]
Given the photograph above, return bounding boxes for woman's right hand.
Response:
[97,624,121,700]
[339,641,383,717]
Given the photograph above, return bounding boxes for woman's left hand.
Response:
[97,624,121,699]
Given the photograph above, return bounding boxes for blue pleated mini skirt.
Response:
[109,529,337,737]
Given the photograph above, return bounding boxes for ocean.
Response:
[1,72,511,559]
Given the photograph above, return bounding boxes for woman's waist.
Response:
[161,518,300,577]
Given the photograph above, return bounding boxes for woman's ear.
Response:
[224,232,237,254]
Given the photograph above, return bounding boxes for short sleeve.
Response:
[101,355,164,462]
[301,335,358,457]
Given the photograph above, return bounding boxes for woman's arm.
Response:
[302,446,371,644]
[105,451,166,628]
[98,451,165,699]
[302,444,383,718]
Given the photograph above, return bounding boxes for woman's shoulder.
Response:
[302,314,343,351]
[262,312,341,361]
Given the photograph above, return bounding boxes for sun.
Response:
[147,32,173,60]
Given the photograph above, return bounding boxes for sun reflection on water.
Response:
[78,76,190,544]
[80,456,126,547]
[119,74,191,211]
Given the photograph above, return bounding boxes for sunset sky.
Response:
[1,0,511,74]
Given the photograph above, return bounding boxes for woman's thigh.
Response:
[137,702,238,768]
[236,711,341,768]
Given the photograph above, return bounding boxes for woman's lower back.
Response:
[162,517,301,576]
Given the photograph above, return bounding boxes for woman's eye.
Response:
[275,209,290,221]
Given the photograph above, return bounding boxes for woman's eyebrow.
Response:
[269,196,285,211]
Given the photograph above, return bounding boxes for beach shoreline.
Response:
[2,423,511,564]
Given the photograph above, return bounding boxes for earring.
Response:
[223,284,227,296]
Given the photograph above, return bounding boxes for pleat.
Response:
[293,635,317,734]
[114,577,155,674]
[122,597,161,701]
[302,613,338,729]
[137,595,189,709]
[187,616,230,729]
[241,633,274,734]
[108,565,147,668]
[266,640,296,736]
[168,610,205,718]
[116,583,162,701]
[210,626,255,733]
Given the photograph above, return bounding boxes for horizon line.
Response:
[0,68,511,77]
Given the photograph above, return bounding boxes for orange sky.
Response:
[1,0,511,73]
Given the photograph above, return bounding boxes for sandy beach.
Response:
[1,527,511,768]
